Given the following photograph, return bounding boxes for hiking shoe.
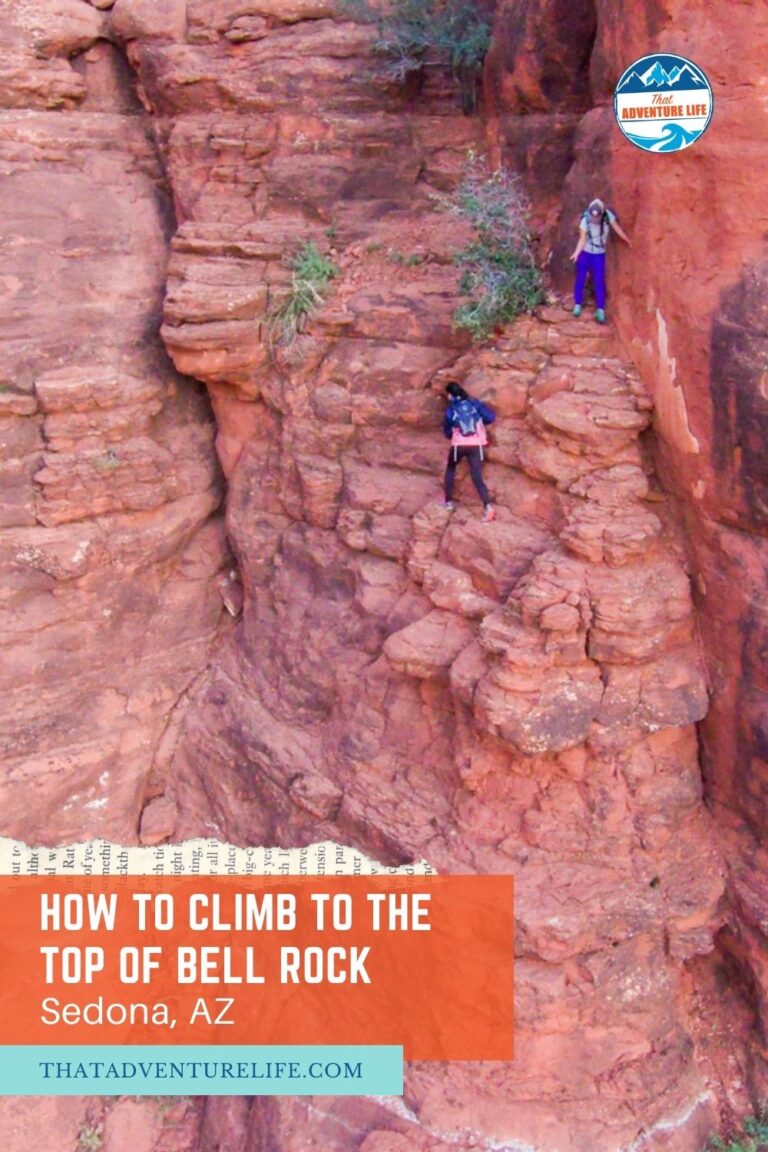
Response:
[482,505,496,523]
[440,500,455,511]
[572,305,582,317]
[595,309,606,324]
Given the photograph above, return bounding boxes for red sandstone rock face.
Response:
[0,0,754,1149]
[486,0,768,1112]
[0,3,226,844]
[70,4,726,1147]
[0,1096,204,1152]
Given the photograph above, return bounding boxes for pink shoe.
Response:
[482,505,496,523]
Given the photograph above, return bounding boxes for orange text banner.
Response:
[0,875,514,1060]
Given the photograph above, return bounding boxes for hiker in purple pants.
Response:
[570,198,631,324]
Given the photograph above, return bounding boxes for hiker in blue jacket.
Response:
[442,382,496,522]
[570,197,631,323]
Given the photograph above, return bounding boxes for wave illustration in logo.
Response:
[623,123,702,152]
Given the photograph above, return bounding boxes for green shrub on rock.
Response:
[338,0,491,110]
[708,1106,768,1152]
[267,241,339,347]
[444,153,543,341]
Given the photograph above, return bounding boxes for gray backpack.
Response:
[583,209,611,252]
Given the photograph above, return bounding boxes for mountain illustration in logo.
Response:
[617,58,708,94]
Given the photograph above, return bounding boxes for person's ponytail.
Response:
[445,381,469,401]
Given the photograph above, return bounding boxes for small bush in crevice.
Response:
[708,1106,768,1152]
[387,248,426,266]
[267,241,339,348]
[93,449,120,471]
[441,152,543,341]
[77,1125,102,1152]
[338,0,492,111]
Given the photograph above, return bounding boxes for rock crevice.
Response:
[0,2,227,845]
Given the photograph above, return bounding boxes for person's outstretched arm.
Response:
[570,226,587,262]
[610,219,632,246]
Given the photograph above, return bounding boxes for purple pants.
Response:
[573,251,606,309]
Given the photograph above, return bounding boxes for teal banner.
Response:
[0,1045,403,1095]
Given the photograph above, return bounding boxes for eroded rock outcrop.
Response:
[486,0,768,1107]
[0,1095,204,1152]
[0,2,225,844]
[63,5,725,1146]
[171,306,721,1151]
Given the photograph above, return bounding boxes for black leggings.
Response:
[444,446,490,505]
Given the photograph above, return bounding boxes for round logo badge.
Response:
[614,53,713,153]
